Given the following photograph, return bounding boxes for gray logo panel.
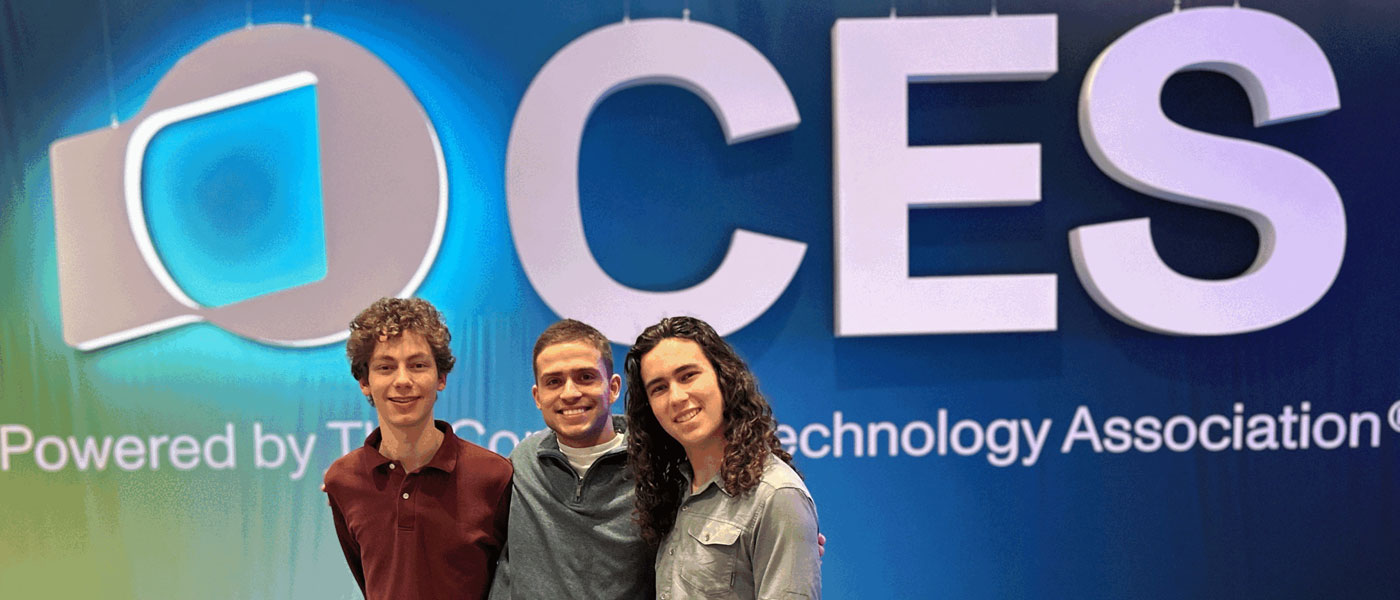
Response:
[50,25,446,350]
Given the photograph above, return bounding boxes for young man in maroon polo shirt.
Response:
[323,297,512,600]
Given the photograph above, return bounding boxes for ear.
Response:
[358,378,372,398]
[436,373,447,392]
[607,373,622,405]
[532,385,543,411]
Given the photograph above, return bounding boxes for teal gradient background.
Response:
[143,85,328,307]
[3,1,1399,599]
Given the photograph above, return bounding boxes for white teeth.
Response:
[675,408,700,424]
[561,407,588,416]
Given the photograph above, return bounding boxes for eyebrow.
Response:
[644,363,700,390]
[373,353,432,362]
[542,366,602,378]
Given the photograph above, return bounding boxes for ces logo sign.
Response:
[51,8,1344,350]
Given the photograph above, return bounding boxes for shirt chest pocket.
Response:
[678,520,743,596]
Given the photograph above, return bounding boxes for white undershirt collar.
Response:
[557,432,624,477]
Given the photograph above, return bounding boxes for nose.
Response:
[561,378,582,399]
[392,365,413,386]
[667,382,688,405]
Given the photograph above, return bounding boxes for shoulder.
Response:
[510,429,552,459]
[753,456,818,528]
[452,435,513,481]
[757,454,812,499]
[323,447,370,492]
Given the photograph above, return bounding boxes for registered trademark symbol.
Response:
[1388,400,1400,433]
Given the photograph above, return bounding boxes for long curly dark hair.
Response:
[624,316,795,547]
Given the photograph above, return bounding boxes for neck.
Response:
[685,437,726,494]
[378,418,444,473]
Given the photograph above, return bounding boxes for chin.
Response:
[683,427,722,448]
[563,424,600,440]
[385,413,431,428]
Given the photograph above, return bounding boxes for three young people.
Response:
[325,298,821,599]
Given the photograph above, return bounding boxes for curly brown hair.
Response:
[346,297,455,406]
[623,316,796,547]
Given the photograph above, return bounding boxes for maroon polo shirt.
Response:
[324,420,512,600]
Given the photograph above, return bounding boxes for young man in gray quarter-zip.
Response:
[488,319,654,600]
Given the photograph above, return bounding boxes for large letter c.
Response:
[506,19,806,344]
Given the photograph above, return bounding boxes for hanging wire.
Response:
[991,0,998,17]
[889,0,896,18]
[245,0,253,28]
[1172,0,1181,12]
[98,0,119,128]
[303,0,328,27]
[682,0,690,21]
[623,0,630,23]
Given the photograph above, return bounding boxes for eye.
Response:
[681,371,697,382]
[648,383,667,398]
[579,372,597,383]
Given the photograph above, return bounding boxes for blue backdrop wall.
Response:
[2,0,1397,598]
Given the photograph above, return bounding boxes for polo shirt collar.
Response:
[363,420,458,473]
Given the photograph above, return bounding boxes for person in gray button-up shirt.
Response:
[624,316,821,600]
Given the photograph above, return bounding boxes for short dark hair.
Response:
[532,319,613,379]
[346,297,455,406]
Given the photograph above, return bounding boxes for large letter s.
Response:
[1072,7,1343,335]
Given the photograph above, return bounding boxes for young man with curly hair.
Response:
[323,297,512,600]
[625,316,821,600]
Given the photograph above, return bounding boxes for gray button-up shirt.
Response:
[655,454,821,600]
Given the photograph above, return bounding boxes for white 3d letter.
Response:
[506,19,805,344]
[1073,7,1343,335]
[833,15,1058,337]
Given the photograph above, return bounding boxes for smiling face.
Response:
[359,330,446,434]
[640,338,726,458]
[533,341,622,448]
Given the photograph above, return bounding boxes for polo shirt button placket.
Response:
[397,478,416,530]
